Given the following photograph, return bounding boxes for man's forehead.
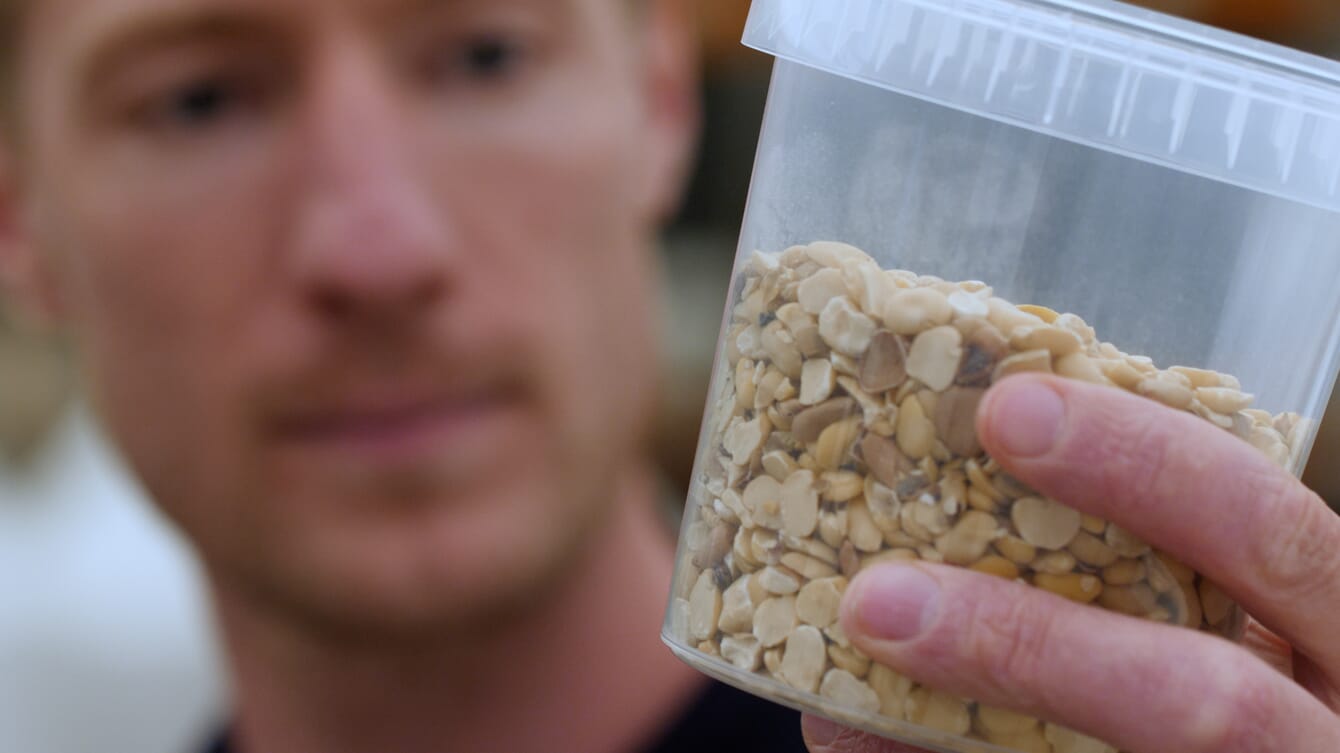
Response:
[40,0,609,61]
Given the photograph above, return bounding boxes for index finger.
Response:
[976,374,1340,676]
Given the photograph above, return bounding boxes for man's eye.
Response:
[139,78,248,130]
[463,37,519,78]
[424,35,527,85]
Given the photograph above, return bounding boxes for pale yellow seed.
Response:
[1080,514,1107,534]
[996,535,1038,565]
[1035,573,1103,604]
[1017,304,1060,323]
[971,555,1021,580]
[1101,559,1146,586]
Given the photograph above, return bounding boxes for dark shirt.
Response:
[202,680,809,753]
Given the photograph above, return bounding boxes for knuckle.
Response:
[963,593,1058,702]
[1245,476,1340,601]
[1078,402,1178,517]
[1185,655,1281,753]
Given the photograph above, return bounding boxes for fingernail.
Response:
[988,379,1066,458]
[851,565,940,642]
[801,714,842,746]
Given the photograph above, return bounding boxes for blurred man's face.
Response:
[3,0,691,636]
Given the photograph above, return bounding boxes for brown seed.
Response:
[1035,573,1103,603]
[957,324,1009,387]
[839,541,860,578]
[860,330,909,393]
[1155,551,1196,585]
[860,433,913,488]
[934,387,986,457]
[971,555,1021,580]
[792,398,859,444]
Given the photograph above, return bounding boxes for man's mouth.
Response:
[273,385,525,470]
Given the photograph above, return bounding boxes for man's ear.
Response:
[0,147,63,329]
[637,0,703,224]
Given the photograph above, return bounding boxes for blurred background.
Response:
[4,2,1340,752]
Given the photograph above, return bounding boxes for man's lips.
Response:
[272,388,523,467]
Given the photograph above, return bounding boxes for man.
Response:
[0,1,805,751]
[2,2,1339,753]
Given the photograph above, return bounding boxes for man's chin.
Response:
[222,485,603,645]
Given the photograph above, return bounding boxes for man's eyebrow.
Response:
[78,8,285,90]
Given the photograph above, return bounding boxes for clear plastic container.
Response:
[664,1,1340,752]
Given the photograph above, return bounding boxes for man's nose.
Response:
[288,41,451,324]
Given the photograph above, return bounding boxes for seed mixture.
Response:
[671,241,1308,753]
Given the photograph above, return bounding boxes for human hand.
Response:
[802,374,1340,753]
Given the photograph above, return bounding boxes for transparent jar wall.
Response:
[665,59,1340,753]
[744,60,1340,429]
